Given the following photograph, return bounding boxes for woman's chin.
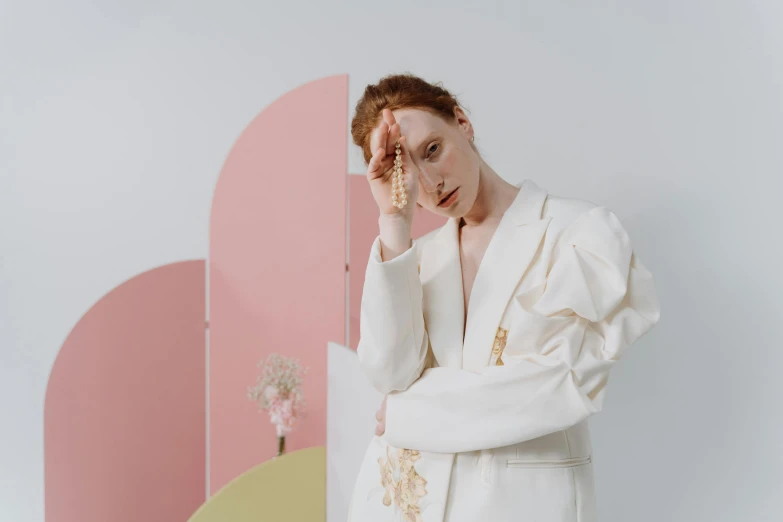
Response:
[438,204,463,219]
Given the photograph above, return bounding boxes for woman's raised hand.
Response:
[365,109,419,223]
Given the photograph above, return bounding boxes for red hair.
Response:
[351,73,469,165]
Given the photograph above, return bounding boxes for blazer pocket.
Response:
[506,455,592,469]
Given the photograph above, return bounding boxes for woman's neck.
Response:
[460,161,520,229]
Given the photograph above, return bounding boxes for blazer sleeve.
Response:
[383,206,661,453]
[356,235,430,395]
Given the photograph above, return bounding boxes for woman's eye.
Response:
[427,143,439,157]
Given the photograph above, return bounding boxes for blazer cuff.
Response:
[366,235,420,285]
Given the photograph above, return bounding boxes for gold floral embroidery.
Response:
[492,327,508,366]
[378,446,428,521]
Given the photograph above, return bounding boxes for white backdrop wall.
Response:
[2,1,781,521]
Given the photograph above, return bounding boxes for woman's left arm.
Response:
[383,207,661,454]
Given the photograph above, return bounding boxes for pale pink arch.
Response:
[44,261,206,522]
[209,75,347,493]
[348,174,447,349]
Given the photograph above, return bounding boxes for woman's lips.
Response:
[438,188,459,208]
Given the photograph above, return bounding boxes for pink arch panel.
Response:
[44,260,206,522]
[348,175,447,349]
[209,75,347,492]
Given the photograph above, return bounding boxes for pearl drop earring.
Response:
[391,140,407,209]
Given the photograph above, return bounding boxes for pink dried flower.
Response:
[248,353,308,437]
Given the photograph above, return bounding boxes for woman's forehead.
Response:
[392,109,446,142]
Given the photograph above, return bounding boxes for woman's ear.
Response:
[454,106,472,132]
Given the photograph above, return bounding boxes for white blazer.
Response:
[347,179,661,522]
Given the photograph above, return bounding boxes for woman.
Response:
[347,74,660,522]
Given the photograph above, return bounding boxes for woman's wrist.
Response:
[378,213,413,261]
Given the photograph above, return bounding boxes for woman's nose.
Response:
[418,169,443,194]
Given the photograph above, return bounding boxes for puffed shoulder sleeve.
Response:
[532,206,661,357]
[512,205,661,413]
[382,205,661,453]
[537,206,635,321]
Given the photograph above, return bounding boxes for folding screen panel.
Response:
[44,261,206,522]
[208,74,347,493]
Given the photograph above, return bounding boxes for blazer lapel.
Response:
[419,217,465,369]
[461,179,551,372]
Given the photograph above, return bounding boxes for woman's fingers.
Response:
[369,110,402,160]
[386,123,401,156]
[382,108,396,130]
[382,109,401,156]
[375,420,385,436]
[365,147,387,181]
[382,108,395,124]
[369,120,389,158]
[366,111,405,187]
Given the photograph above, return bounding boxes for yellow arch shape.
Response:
[189,446,325,521]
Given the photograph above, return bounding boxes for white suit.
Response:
[347,179,660,522]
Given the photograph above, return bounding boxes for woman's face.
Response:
[390,107,480,219]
